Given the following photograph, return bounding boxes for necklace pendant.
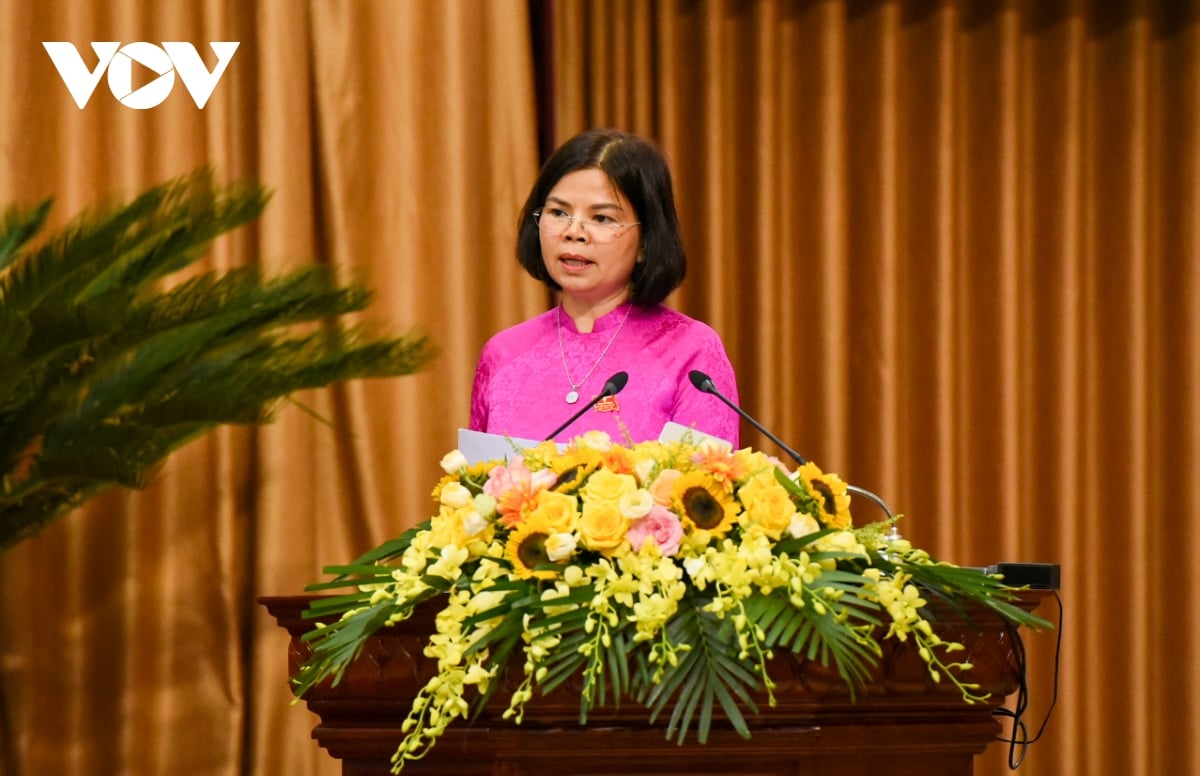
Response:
[565,389,580,404]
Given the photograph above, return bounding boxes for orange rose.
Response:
[648,468,683,507]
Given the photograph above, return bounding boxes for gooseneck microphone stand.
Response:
[687,370,900,538]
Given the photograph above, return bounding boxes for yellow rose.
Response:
[579,469,638,510]
[577,503,630,552]
[737,472,797,539]
[427,506,495,558]
[428,505,485,548]
[525,490,580,533]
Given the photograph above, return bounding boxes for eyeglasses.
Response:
[533,207,640,243]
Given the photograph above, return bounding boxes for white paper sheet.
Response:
[456,422,731,465]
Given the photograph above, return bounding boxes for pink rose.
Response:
[484,456,558,526]
[625,505,684,557]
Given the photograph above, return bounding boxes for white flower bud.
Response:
[787,512,821,539]
[439,449,469,474]
[578,430,612,451]
[439,481,472,509]
[461,510,488,536]
[469,492,496,517]
[545,532,578,562]
[633,457,656,484]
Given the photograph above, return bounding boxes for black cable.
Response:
[992,591,1064,769]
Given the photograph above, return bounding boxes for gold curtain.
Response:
[0,1,543,774]
[1,1,1197,775]
[547,1,1199,775]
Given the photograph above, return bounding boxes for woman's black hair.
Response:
[516,128,687,306]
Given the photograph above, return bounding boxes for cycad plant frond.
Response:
[0,169,437,551]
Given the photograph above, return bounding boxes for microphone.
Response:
[544,371,629,440]
[687,369,897,525]
[688,370,807,464]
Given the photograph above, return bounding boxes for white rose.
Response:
[633,457,656,485]
[620,489,655,520]
[439,449,469,474]
[787,512,821,539]
[545,532,578,562]
[439,481,472,509]
[461,510,488,536]
[578,430,612,451]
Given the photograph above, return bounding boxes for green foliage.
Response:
[0,169,437,551]
[641,600,762,744]
[289,440,1057,771]
[872,552,1054,631]
[745,568,884,693]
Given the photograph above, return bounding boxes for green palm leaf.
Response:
[293,600,405,694]
[0,200,51,273]
[641,601,761,744]
[0,169,437,551]
[870,551,1054,630]
[745,574,884,693]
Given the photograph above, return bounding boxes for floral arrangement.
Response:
[295,432,1050,773]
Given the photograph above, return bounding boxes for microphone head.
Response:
[602,371,629,396]
[688,370,716,393]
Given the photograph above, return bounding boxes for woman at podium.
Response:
[469,129,739,446]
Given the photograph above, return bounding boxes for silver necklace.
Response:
[557,303,632,404]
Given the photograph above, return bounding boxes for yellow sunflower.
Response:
[504,516,561,580]
[548,448,602,494]
[672,471,740,538]
[799,462,852,530]
[520,440,569,470]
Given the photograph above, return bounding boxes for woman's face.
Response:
[538,168,641,313]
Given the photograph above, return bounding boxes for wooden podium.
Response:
[262,592,1047,776]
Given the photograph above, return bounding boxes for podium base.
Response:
[262,592,1048,776]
